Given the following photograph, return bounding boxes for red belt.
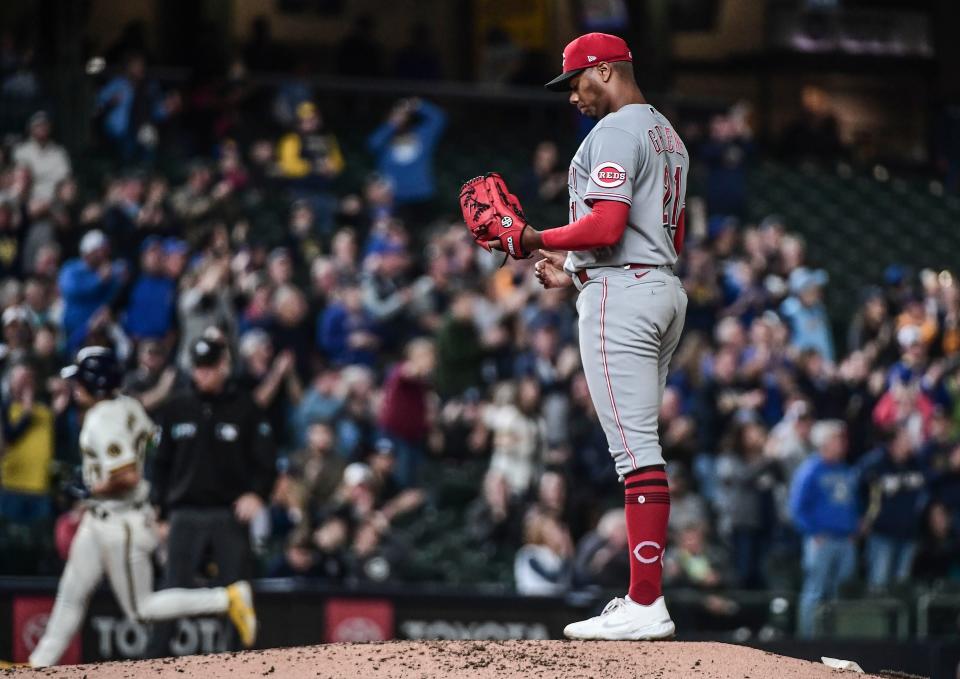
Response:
[575,263,663,285]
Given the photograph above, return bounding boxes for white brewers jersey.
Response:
[80,395,154,504]
[564,103,688,274]
[30,392,234,669]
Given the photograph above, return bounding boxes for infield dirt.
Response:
[2,640,881,678]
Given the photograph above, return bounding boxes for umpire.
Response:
[149,336,276,654]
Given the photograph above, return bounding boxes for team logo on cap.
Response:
[591,161,627,188]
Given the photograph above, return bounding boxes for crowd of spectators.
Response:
[0,49,959,640]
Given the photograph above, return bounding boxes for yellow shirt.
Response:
[276,132,344,179]
[0,403,54,494]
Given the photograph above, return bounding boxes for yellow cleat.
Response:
[0,660,28,668]
[226,581,257,648]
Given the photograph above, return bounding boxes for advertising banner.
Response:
[12,596,81,665]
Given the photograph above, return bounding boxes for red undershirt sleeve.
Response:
[539,199,631,251]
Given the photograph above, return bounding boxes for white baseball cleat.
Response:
[564,595,676,641]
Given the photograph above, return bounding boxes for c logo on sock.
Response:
[633,541,662,564]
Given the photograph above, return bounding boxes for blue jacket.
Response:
[789,455,859,537]
[124,274,176,340]
[856,447,927,540]
[701,137,753,217]
[317,303,377,368]
[58,259,123,351]
[367,100,446,204]
[96,76,169,139]
[780,296,835,362]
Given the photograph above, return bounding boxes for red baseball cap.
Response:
[545,32,633,92]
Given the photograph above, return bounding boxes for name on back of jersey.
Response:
[647,125,685,157]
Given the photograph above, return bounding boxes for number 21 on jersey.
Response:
[661,165,685,254]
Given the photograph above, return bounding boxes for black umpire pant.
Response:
[147,508,253,657]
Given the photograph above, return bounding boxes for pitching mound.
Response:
[4,640,880,678]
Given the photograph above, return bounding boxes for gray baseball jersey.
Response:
[564,103,688,274]
[564,103,689,477]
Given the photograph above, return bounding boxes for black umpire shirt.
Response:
[151,380,277,517]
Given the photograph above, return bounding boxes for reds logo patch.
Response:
[591,161,627,188]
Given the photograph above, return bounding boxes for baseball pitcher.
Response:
[460,32,687,640]
[29,347,256,667]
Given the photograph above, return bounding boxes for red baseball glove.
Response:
[458,172,531,260]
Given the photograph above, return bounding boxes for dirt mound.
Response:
[4,640,879,678]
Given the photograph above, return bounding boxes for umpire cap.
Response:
[190,336,227,368]
[60,346,121,397]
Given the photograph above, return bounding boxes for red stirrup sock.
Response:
[623,464,671,605]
